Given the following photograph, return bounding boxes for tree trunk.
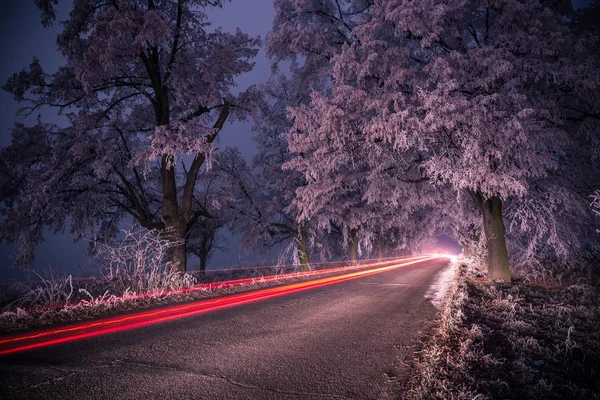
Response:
[161,155,188,273]
[156,93,189,273]
[298,224,310,272]
[377,238,384,261]
[349,230,359,264]
[163,221,187,274]
[167,239,187,274]
[199,255,208,276]
[473,192,511,282]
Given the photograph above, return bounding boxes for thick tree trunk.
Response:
[164,220,188,274]
[167,238,187,274]
[350,245,358,264]
[473,192,511,282]
[155,87,190,273]
[161,156,188,273]
[298,224,310,272]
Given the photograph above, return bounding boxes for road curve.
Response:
[0,258,450,400]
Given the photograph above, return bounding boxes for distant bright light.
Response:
[430,253,458,263]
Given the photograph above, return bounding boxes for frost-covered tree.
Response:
[284,83,447,260]
[268,0,459,264]
[247,74,314,269]
[268,0,373,78]
[283,0,600,281]
[270,0,376,258]
[214,1,376,270]
[213,140,314,270]
[186,171,230,274]
[0,0,260,272]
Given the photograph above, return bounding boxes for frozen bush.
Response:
[93,226,196,296]
[6,270,73,310]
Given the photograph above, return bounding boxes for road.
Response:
[0,258,450,400]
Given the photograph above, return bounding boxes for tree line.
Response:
[1,0,599,282]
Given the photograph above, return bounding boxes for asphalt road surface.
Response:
[0,258,450,400]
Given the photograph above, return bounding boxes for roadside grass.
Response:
[0,226,376,333]
[0,256,406,334]
[406,257,600,400]
[0,268,196,333]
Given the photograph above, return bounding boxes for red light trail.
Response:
[0,255,445,357]
[17,255,422,314]
[20,255,428,313]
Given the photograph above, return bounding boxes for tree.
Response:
[186,171,229,274]
[1,0,260,272]
[211,1,376,270]
[213,141,314,270]
[268,0,461,266]
[270,0,375,263]
[268,0,373,76]
[283,0,600,281]
[248,74,314,270]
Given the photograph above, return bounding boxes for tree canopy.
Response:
[1,0,260,272]
[277,0,600,280]
[2,0,599,279]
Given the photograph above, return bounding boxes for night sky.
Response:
[0,0,591,279]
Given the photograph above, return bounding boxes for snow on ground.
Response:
[424,258,456,308]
